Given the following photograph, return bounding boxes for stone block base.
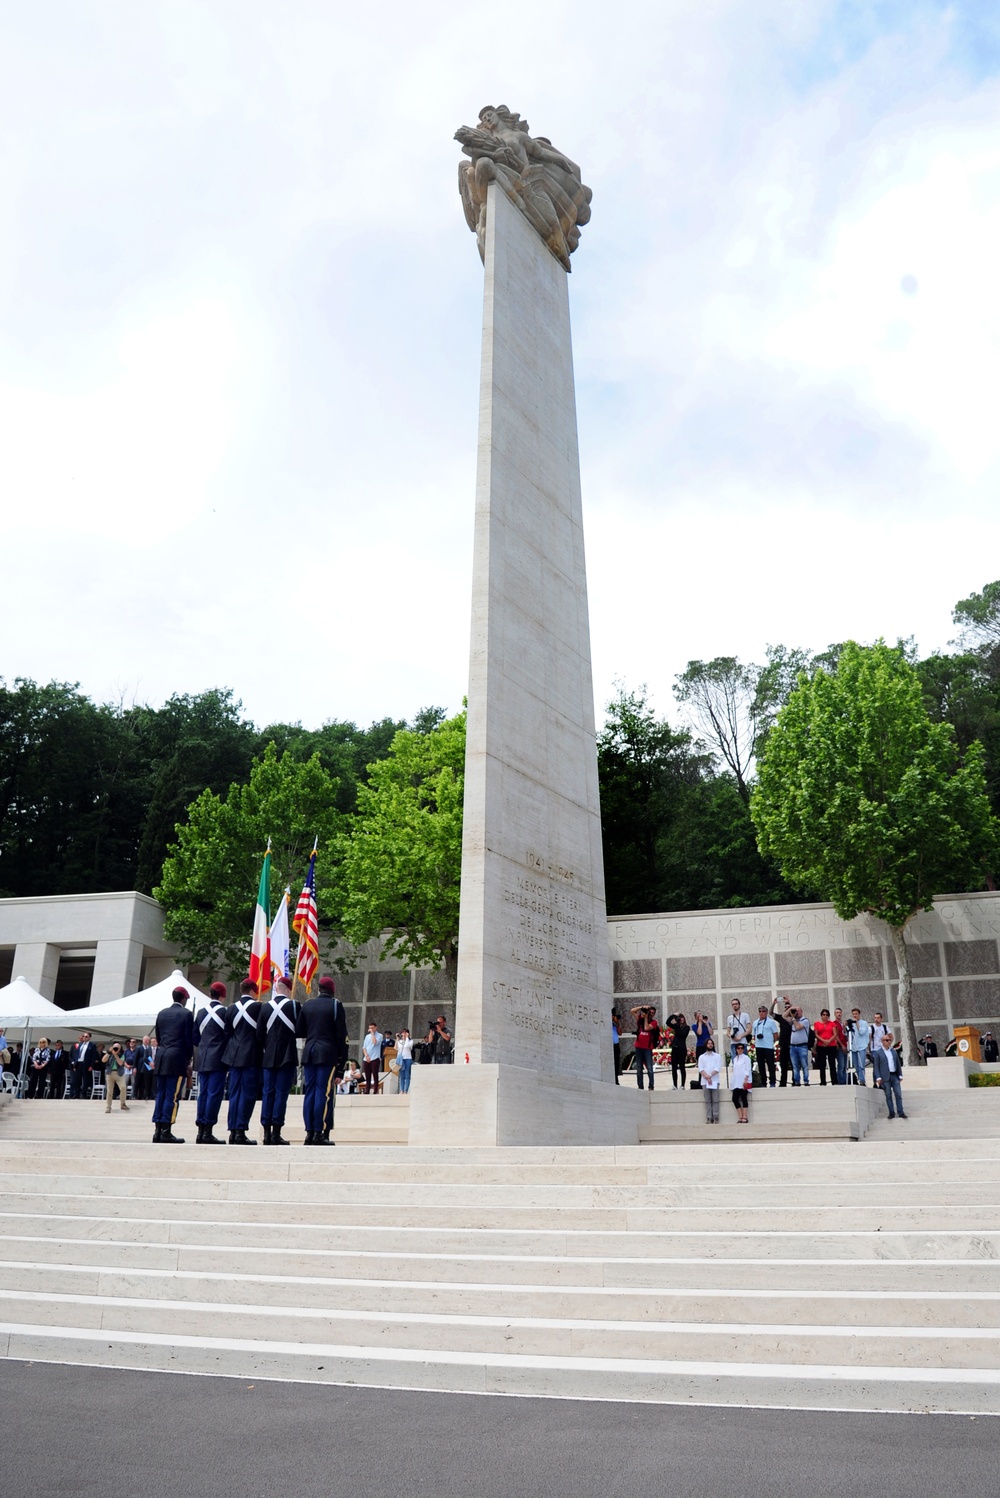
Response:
[406,1063,649,1147]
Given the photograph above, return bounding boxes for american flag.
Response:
[292,848,320,988]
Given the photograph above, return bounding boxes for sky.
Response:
[2,1,999,736]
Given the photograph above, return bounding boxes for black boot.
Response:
[314,1129,331,1146]
[261,1124,273,1145]
[303,1132,314,1146]
[271,1127,290,1146]
[195,1125,207,1144]
[228,1130,237,1144]
[162,1128,185,1143]
[204,1129,225,1144]
[232,1129,257,1146]
[152,1124,164,1143]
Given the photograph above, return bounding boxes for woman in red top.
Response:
[631,1007,656,1091]
[813,1008,840,1086]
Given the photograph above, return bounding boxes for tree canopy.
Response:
[155,743,344,977]
[751,640,1000,1061]
[334,711,466,980]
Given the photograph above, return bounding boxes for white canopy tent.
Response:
[67,970,213,1033]
[0,976,77,1092]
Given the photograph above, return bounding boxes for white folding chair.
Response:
[91,1078,106,1101]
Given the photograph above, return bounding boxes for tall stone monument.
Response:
[409,106,645,1146]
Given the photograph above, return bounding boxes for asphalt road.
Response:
[3,1361,995,1498]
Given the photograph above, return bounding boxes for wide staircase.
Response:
[1,1095,998,1412]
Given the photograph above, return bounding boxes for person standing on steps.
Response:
[260,975,301,1146]
[224,979,264,1145]
[752,1005,778,1088]
[813,1009,840,1086]
[70,1032,97,1099]
[297,975,349,1145]
[771,998,794,1087]
[698,1037,721,1123]
[151,986,194,1143]
[871,1030,907,1119]
[193,981,229,1144]
[788,1006,811,1086]
[833,1007,849,1085]
[666,1012,690,1090]
[730,1039,752,1123]
[726,998,751,1061]
[395,1028,413,1094]
[362,1022,383,1094]
[101,1042,130,1113]
[982,1031,998,1063]
[48,1039,69,1099]
[847,1008,870,1085]
[632,1009,655,1090]
[691,1011,713,1059]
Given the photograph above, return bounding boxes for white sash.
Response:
[234,1000,257,1030]
[267,998,296,1034]
[203,1003,226,1030]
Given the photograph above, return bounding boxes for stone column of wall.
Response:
[90,939,144,1008]
[11,942,60,1000]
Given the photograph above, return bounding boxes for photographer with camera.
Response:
[787,1004,812,1086]
[101,1041,130,1113]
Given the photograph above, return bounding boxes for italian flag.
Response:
[248,848,272,996]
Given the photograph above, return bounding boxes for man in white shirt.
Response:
[726,999,751,1059]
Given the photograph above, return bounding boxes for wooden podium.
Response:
[953,1026,981,1062]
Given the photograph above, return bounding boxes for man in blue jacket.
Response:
[223,978,264,1145]
[260,975,301,1146]
[193,981,229,1144]
[152,986,195,1143]
[871,1031,907,1119]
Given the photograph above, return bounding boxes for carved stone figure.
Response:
[455,106,592,271]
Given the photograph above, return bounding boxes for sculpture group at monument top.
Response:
[456,105,592,270]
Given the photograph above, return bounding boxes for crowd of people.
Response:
[610,998,999,1124]
[0,997,456,1142]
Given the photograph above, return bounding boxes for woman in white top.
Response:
[395,1028,414,1094]
[729,1039,752,1123]
[698,1038,722,1123]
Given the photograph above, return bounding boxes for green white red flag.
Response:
[248,847,272,996]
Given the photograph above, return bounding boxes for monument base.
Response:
[407,1062,649,1148]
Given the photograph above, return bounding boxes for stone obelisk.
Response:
[408,106,645,1146]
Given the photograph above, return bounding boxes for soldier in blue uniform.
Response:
[297,975,349,1145]
[260,975,301,1146]
[193,980,229,1144]
[151,986,195,1143]
[223,978,263,1145]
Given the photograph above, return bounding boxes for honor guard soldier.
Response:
[297,975,348,1145]
[193,981,229,1143]
[151,986,195,1143]
[223,978,264,1145]
[260,975,301,1146]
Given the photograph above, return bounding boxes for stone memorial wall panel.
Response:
[367,971,410,1005]
[364,1005,409,1039]
[948,977,1000,1020]
[830,947,884,983]
[775,950,828,988]
[885,944,941,979]
[613,958,662,994]
[342,1005,362,1056]
[720,954,770,990]
[414,969,455,1008]
[335,972,365,1005]
[910,982,947,1023]
[666,956,716,992]
[783,988,828,1017]
[832,984,886,1016]
[944,941,999,977]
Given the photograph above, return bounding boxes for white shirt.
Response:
[882,1047,897,1073]
[730,1053,752,1089]
[698,1051,721,1089]
[395,1037,413,1061]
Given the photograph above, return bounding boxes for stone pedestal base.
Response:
[407,1062,649,1147]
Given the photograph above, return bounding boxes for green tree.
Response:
[333,711,466,982]
[952,579,1000,648]
[751,641,1000,1063]
[155,743,343,977]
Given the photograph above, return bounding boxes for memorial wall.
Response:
[610,891,1000,1052]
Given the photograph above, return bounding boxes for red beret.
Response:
[241,979,259,994]
[318,976,336,995]
[172,986,190,1002]
[210,982,227,998]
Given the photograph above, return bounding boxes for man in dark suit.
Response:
[871,1031,907,1120]
[223,978,263,1146]
[131,1037,150,1100]
[296,975,349,1145]
[48,1040,70,1099]
[193,981,229,1144]
[152,987,195,1143]
[260,975,301,1146]
[70,1032,98,1098]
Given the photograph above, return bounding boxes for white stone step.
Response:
[3,1323,998,1413]
[1,1260,997,1325]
